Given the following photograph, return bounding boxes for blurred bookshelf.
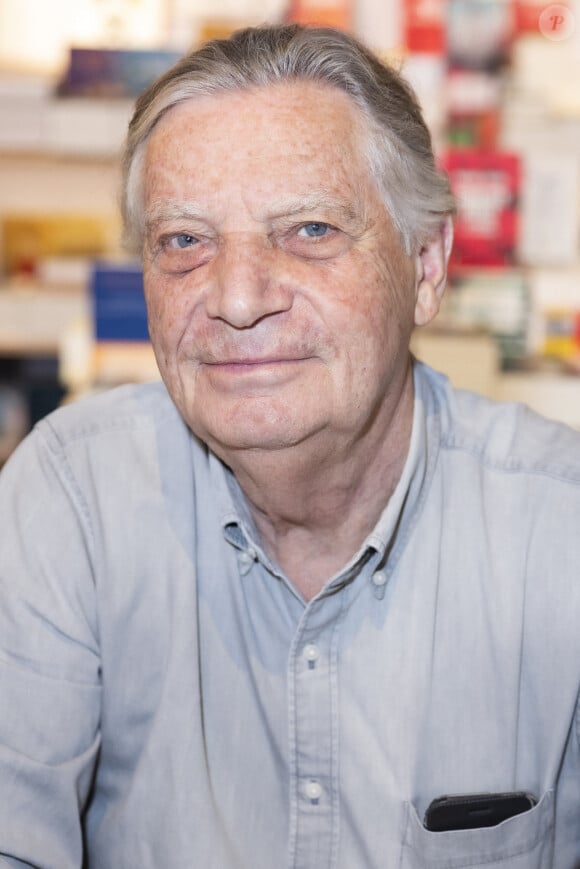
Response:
[1,0,580,465]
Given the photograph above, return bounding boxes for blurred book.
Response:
[447,0,513,72]
[444,149,520,269]
[403,0,446,53]
[91,261,149,342]
[443,267,529,368]
[90,261,157,386]
[446,70,502,149]
[2,213,120,280]
[528,268,580,362]
[57,48,182,98]
[542,309,580,360]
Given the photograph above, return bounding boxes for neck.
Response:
[221,363,416,600]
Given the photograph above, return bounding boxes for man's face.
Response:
[141,81,426,458]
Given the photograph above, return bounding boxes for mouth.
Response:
[207,356,305,367]
[203,352,313,368]
[199,355,314,388]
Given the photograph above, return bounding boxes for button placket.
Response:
[288,594,345,869]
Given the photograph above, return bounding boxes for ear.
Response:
[413,216,453,327]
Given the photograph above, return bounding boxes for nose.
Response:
[204,233,293,328]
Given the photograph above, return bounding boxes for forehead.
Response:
[142,81,376,212]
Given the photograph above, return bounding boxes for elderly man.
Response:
[1,23,579,869]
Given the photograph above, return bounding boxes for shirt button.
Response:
[372,570,387,587]
[304,780,322,803]
[371,569,388,600]
[303,643,320,668]
[238,549,256,575]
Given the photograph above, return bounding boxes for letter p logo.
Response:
[539,4,575,40]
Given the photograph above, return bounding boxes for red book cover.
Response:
[403,0,446,54]
[444,150,520,269]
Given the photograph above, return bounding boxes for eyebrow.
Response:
[145,201,206,230]
[267,192,360,224]
[144,191,365,233]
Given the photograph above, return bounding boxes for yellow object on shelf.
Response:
[2,213,120,278]
[542,308,580,360]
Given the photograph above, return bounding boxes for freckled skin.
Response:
[142,82,431,459]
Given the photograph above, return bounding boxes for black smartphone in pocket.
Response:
[424,791,537,832]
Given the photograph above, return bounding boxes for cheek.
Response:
[328,262,415,380]
[324,263,406,341]
[144,274,192,351]
[364,250,416,339]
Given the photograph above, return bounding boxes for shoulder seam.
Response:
[440,435,580,486]
[38,418,97,558]
[38,412,153,447]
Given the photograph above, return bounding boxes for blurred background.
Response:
[1,0,580,464]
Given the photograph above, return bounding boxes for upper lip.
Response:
[204,355,309,365]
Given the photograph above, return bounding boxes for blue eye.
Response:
[170,234,197,249]
[299,222,330,238]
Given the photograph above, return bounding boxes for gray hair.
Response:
[121,24,455,254]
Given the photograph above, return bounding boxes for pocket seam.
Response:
[401,790,554,869]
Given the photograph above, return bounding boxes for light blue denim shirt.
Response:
[1,361,580,869]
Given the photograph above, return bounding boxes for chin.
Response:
[201,423,314,455]
[176,388,330,456]
[192,409,323,457]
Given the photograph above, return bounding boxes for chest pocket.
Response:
[400,789,554,869]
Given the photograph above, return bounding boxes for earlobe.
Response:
[413,216,453,327]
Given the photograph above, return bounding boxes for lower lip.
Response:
[203,358,309,384]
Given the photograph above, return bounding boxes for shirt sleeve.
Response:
[0,422,102,869]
